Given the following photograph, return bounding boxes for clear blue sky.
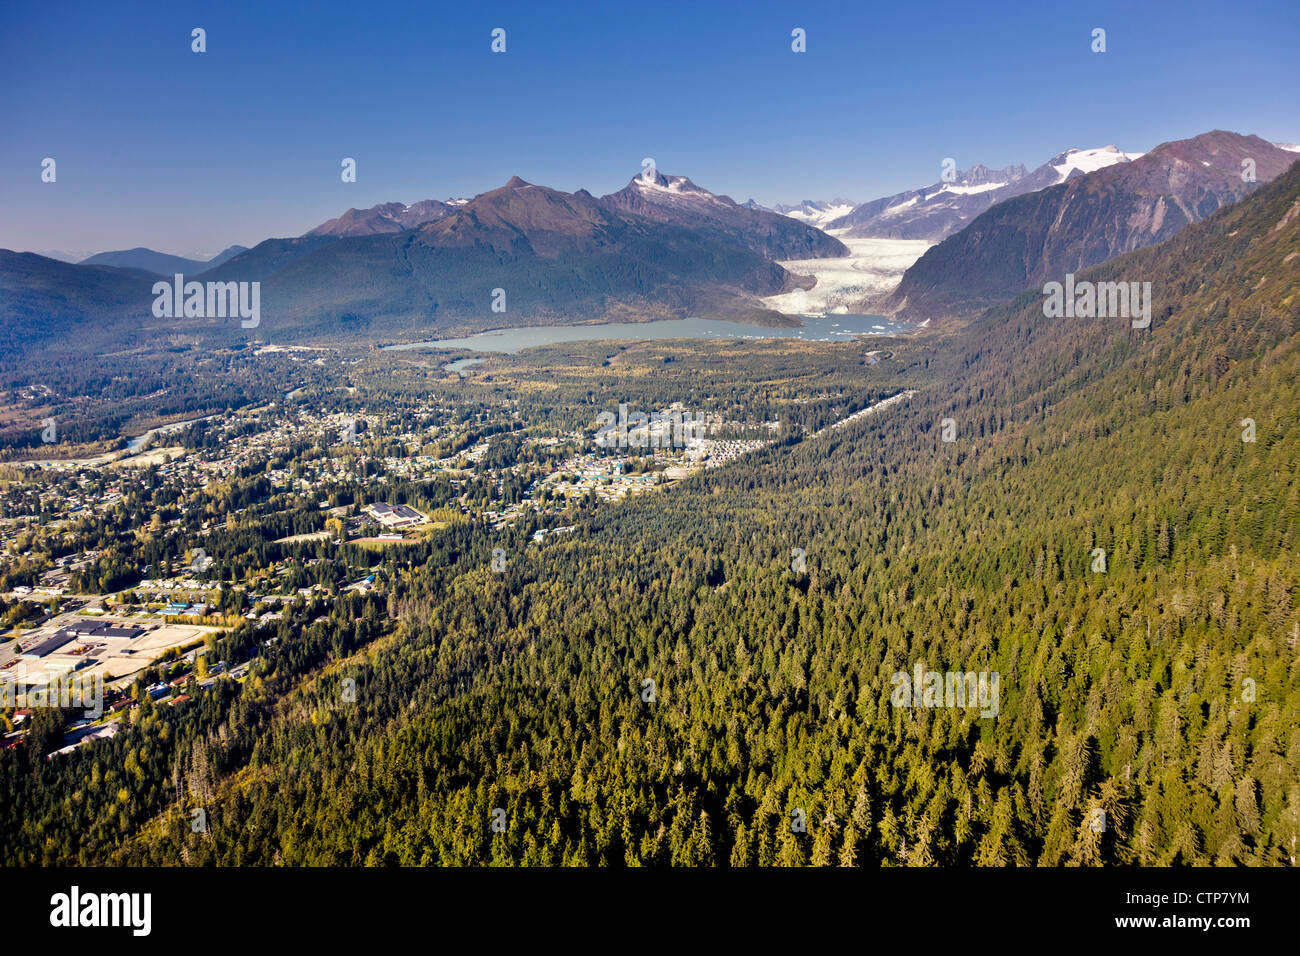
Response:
[2,0,1297,258]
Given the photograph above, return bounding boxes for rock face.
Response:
[878,131,1299,320]
[599,171,848,260]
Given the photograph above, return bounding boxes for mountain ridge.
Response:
[879,130,1298,320]
[79,244,248,276]
[816,146,1141,241]
[599,171,848,260]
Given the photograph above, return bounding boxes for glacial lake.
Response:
[383,314,913,355]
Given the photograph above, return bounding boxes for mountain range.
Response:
[600,172,847,261]
[4,130,1298,355]
[298,173,847,261]
[773,199,858,230]
[817,147,1142,241]
[773,139,1298,245]
[879,131,1298,319]
[1,172,846,351]
[305,199,465,238]
[241,175,823,335]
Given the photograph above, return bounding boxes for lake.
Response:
[383,314,913,355]
[444,357,485,373]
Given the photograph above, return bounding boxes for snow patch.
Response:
[937,182,1004,196]
[634,175,726,205]
[1050,146,1141,182]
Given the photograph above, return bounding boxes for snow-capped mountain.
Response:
[599,171,847,260]
[816,162,1027,240]
[773,199,857,230]
[880,130,1296,320]
[1274,142,1300,153]
[1044,145,1144,183]
[793,146,1142,242]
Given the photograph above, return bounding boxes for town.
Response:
[0,394,779,755]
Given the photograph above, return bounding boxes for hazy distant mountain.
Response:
[305,200,458,238]
[30,249,98,264]
[880,130,1298,319]
[821,147,1142,241]
[599,171,847,260]
[205,246,249,268]
[79,245,248,275]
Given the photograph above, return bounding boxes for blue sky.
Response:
[2,0,1297,257]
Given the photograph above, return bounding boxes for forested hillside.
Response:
[4,164,1298,867]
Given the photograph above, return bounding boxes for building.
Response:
[18,631,79,659]
[61,620,146,641]
[364,502,425,528]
